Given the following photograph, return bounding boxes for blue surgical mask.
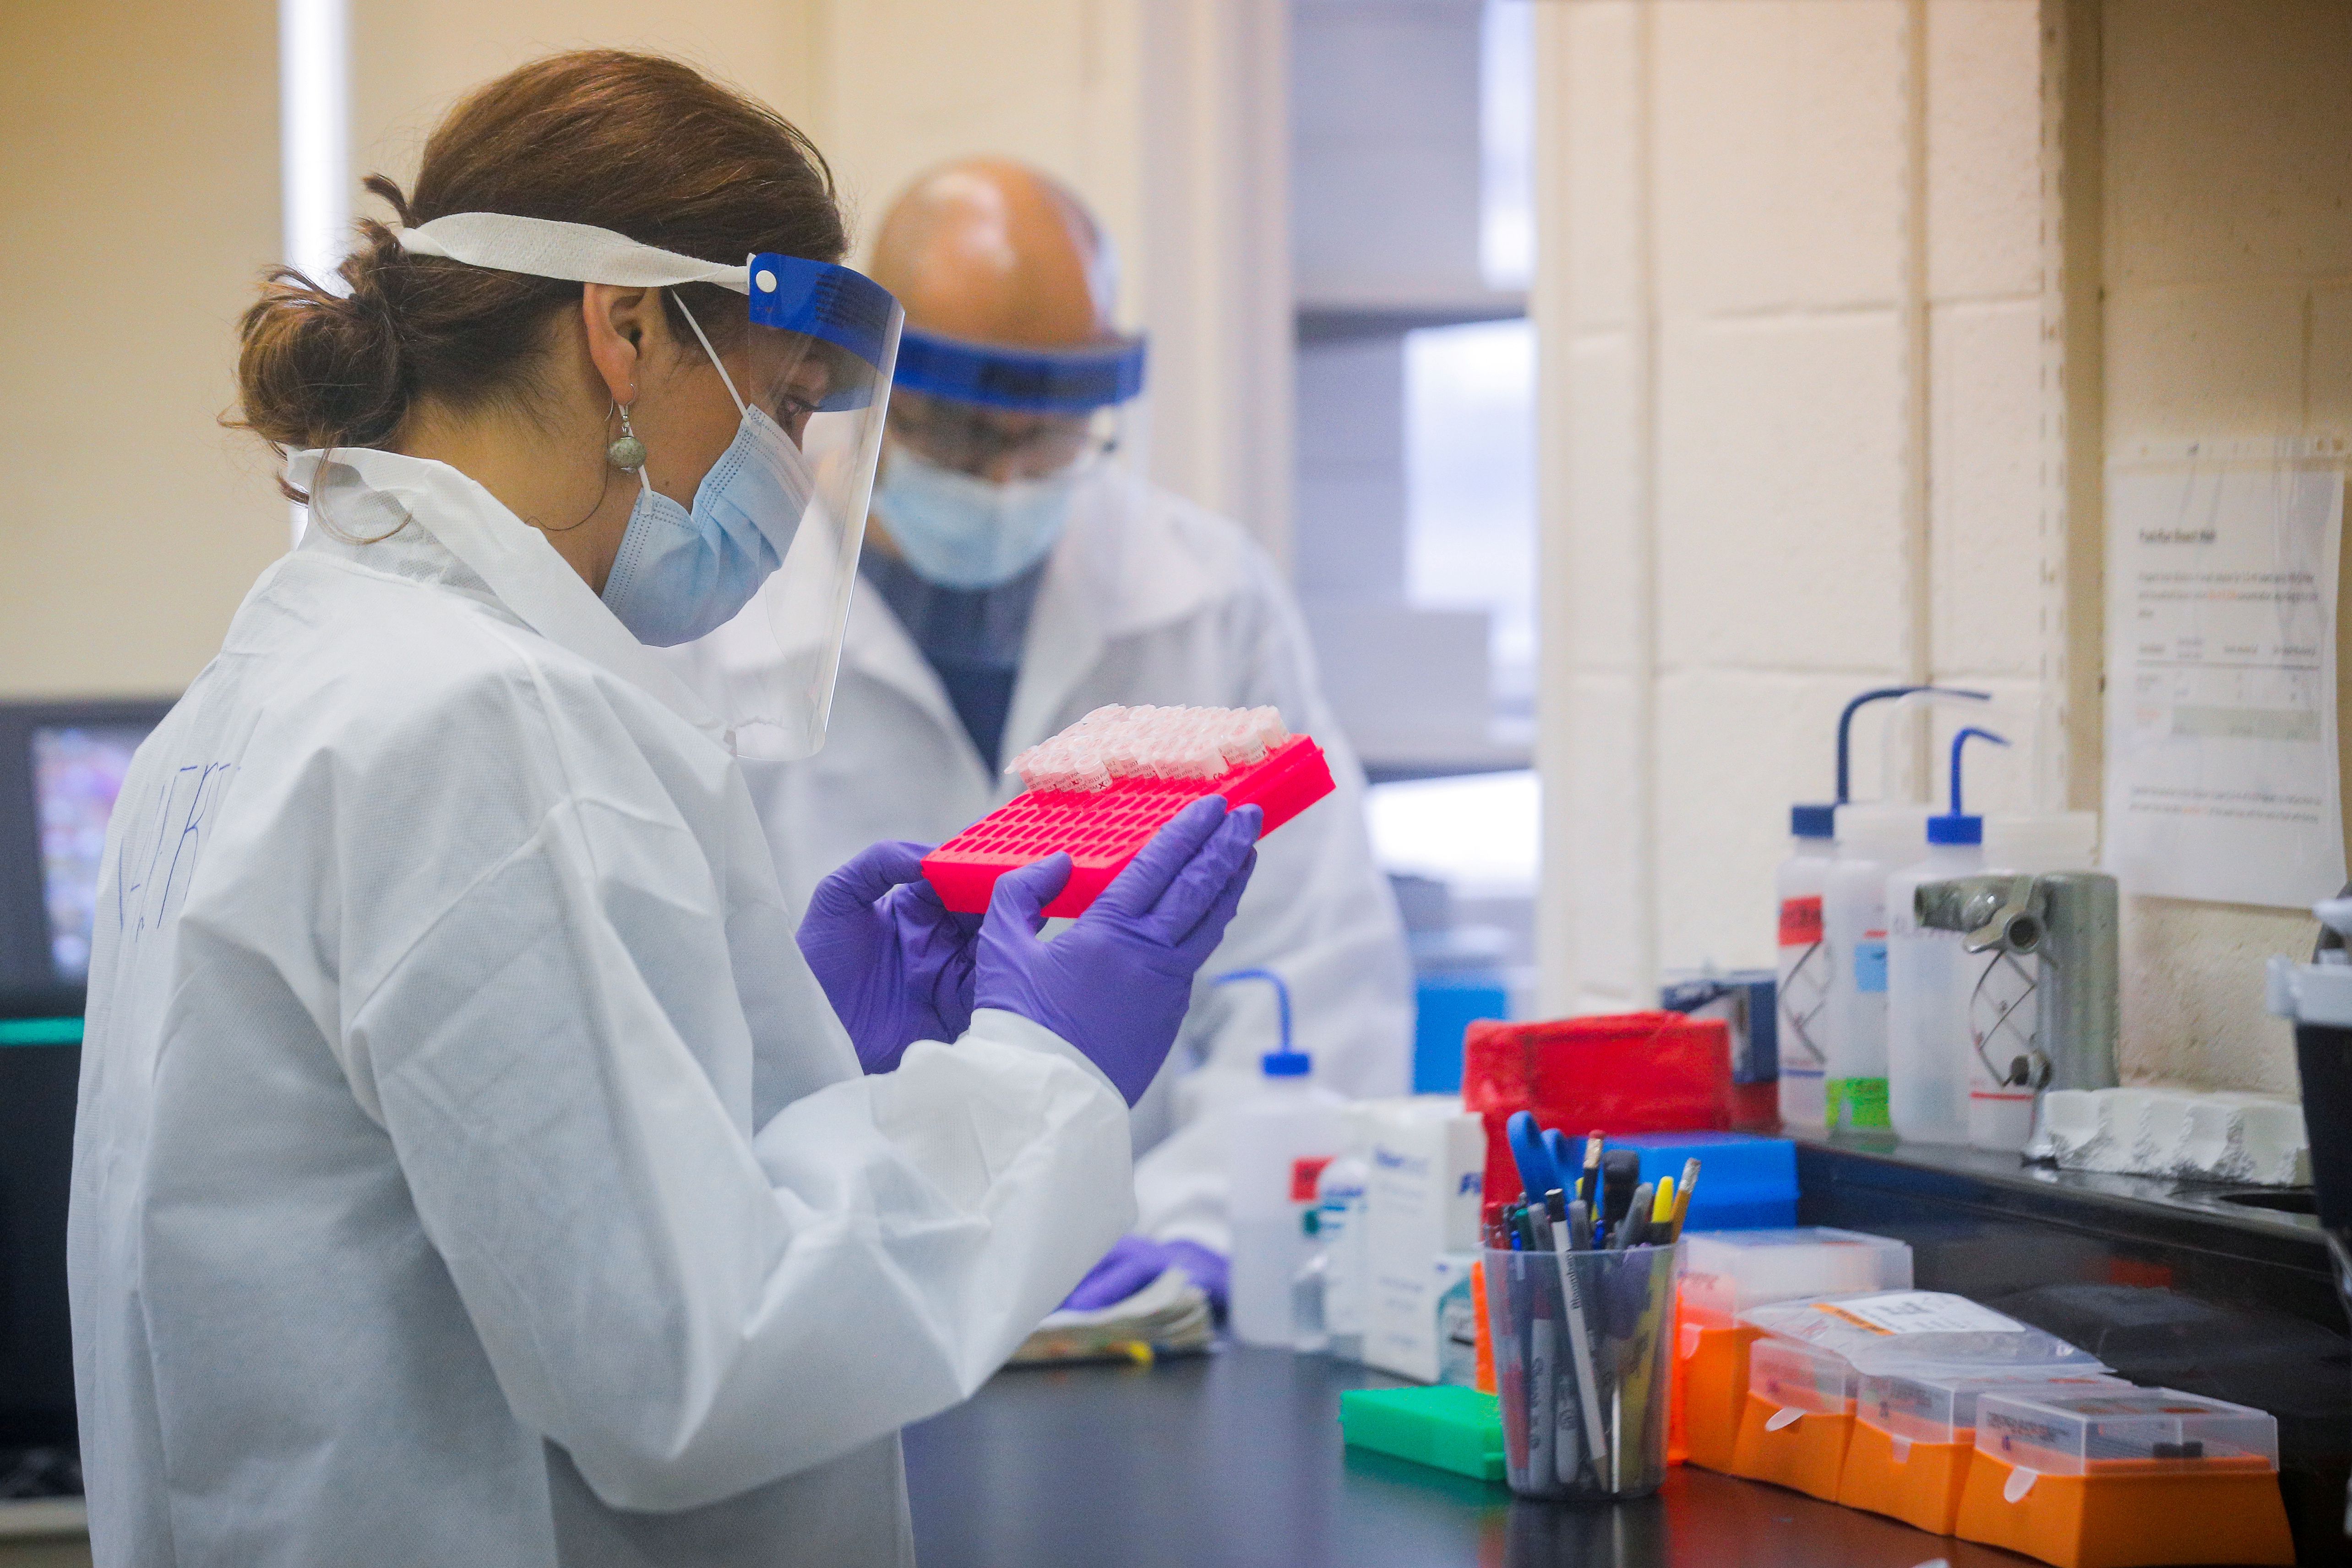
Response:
[871,442,1082,590]
[600,402,816,647]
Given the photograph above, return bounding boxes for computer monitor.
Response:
[0,697,172,1452]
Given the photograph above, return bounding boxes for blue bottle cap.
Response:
[1927,726,2007,847]
[1791,804,1837,839]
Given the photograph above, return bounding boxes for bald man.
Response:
[695,159,1412,1309]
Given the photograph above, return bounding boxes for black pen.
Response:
[1613,1181,1655,1250]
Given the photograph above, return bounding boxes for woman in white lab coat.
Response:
[67,51,1257,1568]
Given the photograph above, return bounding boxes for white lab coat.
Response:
[67,449,1132,1568]
[691,465,1414,1254]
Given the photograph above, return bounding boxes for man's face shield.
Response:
[882,328,1147,485]
[860,328,1148,592]
[393,214,904,760]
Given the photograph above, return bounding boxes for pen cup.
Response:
[1483,1243,1679,1502]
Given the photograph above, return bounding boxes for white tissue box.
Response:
[1355,1097,1486,1382]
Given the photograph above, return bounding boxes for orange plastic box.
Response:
[1674,1311,1760,1473]
[1836,1370,2128,1536]
[922,735,1334,918]
[1671,1230,1913,1475]
[1726,1337,1856,1501]
[1953,1386,2294,1568]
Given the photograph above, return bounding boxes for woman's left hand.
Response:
[796,841,980,1073]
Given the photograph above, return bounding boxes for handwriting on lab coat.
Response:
[115,762,236,942]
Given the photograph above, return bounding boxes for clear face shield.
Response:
[687,256,900,758]
[394,214,904,761]
[866,328,1149,592]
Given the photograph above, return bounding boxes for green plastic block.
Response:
[1338,1384,1506,1483]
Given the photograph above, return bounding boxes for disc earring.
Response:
[607,402,647,473]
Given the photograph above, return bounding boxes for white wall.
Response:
[1532,0,2347,1092]
[1,0,283,699]
[1291,0,1486,307]
[799,0,1293,557]
[350,0,823,182]
[2,0,1292,709]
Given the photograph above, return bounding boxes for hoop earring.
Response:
[607,401,647,473]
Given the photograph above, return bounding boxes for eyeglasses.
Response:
[887,391,1116,479]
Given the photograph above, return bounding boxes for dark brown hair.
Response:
[233,50,844,473]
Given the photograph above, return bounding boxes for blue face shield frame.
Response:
[890,327,1147,414]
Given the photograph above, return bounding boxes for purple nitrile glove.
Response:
[1161,1240,1229,1314]
[795,839,980,1073]
[974,795,1261,1105]
[1059,1235,1231,1313]
[1060,1235,1171,1311]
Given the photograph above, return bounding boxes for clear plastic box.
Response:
[1857,1370,2129,1447]
[1740,1290,2107,1376]
[1678,1228,1913,1329]
[1974,1386,2281,1475]
[1747,1336,1857,1418]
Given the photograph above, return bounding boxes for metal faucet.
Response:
[1912,872,2120,1095]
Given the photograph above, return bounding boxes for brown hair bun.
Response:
[232,50,844,478]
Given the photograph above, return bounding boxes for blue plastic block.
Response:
[1609,1132,1796,1230]
[1411,974,1507,1094]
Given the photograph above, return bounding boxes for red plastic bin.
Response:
[1462,1012,1734,1216]
[921,735,1336,918]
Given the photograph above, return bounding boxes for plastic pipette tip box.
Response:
[1339,1384,1507,1483]
[922,735,1335,919]
[1672,1228,1912,1475]
[1727,1337,1859,1501]
[1839,1371,2129,1538]
[1954,1386,2294,1568]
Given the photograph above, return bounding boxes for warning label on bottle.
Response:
[1853,936,1888,993]
[1291,1156,1334,1202]
[1778,895,1824,947]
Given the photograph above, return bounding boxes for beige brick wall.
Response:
[2100,0,2352,1093]
[1534,0,2352,1094]
[0,0,282,700]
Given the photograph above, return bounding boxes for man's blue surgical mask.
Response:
[871,442,1083,590]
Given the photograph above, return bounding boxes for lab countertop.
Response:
[903,1346,2026,1568]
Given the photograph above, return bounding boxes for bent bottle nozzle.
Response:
[1913,871,2120,1094]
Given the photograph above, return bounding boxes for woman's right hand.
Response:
[974,796,1261,1105]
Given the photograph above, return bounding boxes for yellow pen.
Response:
[1668,1157,1699,1240]
[1651,1175,1676,1226]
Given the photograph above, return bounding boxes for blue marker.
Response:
[1541,1127,1575,1193]
[1506,1110,1561,1207]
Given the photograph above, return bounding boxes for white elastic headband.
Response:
[397,212,752,294]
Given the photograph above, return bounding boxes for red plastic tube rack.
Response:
[921,736,1337,918]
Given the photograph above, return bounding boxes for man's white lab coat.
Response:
[703,465,1415,1252]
